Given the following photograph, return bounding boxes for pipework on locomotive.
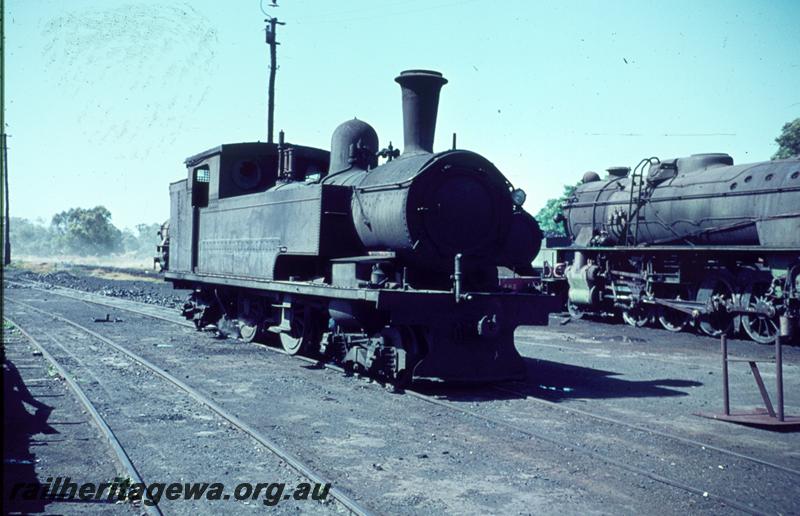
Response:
[557,154,800,343]
[158,70,560,385]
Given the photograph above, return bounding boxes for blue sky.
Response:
[6,0,800,229]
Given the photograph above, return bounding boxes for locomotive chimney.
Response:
[395,70,448,155]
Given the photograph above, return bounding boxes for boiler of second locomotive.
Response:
[563,153,800,248]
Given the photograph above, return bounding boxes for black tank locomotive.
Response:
[559,154,800,343]
[161,70,559,383]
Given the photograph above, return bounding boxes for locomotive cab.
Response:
[183,142,331,202]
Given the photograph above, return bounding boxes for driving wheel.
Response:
[622,304,652,328]
[741,277,779,344]
[658,287,694,333]
[696,271,736,337]
[280,303,322,356]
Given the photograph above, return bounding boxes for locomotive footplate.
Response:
[166,271,561,383]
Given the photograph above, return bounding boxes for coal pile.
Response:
[12,269,188,309]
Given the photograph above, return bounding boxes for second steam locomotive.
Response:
[557,153,800,343]
[159,70,559,384]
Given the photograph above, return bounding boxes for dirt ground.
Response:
[3,263,799,514]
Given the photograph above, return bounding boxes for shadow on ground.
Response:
[413,357,702,403]
[3,357,56,513]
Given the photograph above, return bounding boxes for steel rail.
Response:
[399,388,767,516]
[11,280,799,478]
[5,280,195,328]
[6,298,375,516]
[491,384,800,478]
[263,349,771,516]
[9,281,798,511]
[3,316,164,516]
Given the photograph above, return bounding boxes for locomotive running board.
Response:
[166,271,561,383]
[165,271,385,301]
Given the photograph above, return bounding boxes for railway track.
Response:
[7,280,798,514]
[4,317,163,516]
[490,384,800,477]
[11,280,797,474]
[6,297,374,516]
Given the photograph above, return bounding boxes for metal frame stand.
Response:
[697,333,799,429]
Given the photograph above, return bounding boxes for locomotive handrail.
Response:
[565,184,800,209]
[588,175,625,240]
[624,157,659,246]
[647,206,695,247]
[554,244,799,253]
[318,163,354,184]
[354,178,416,192]
[644,212,800,246]
[350,150,475,192]
[624,159,641,245]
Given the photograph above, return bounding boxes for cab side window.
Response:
[192,166,210,207]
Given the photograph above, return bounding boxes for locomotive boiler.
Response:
[160,70,559,384]
[559,154,800,343]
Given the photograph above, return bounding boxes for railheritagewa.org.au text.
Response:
[8,477,331,506]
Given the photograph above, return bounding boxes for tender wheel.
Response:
[696,271,736,337]
[280,304,322,356]
[741,278,779,344]
[658,287,694,333]
[622,304,652,328]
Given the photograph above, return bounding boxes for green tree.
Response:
[123,222,161,256]
[135,223,161,247]
[772,118,800,160]
[51,206,123,255]
[8,217,56,255]
[535,184,577,237]
[121,228,139,252]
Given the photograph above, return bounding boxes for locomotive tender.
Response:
[559,153,800,343]
[160,70,559,384]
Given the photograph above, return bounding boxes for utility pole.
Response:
[2,135,7,266]
[264,7,285,143]
[1,0,9,266]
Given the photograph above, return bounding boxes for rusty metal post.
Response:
[749,360,776,417]
[721,334,730,416]
[776,332,784,422]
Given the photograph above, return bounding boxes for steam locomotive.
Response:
[158,70,559,384]
[556,154,800,343]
